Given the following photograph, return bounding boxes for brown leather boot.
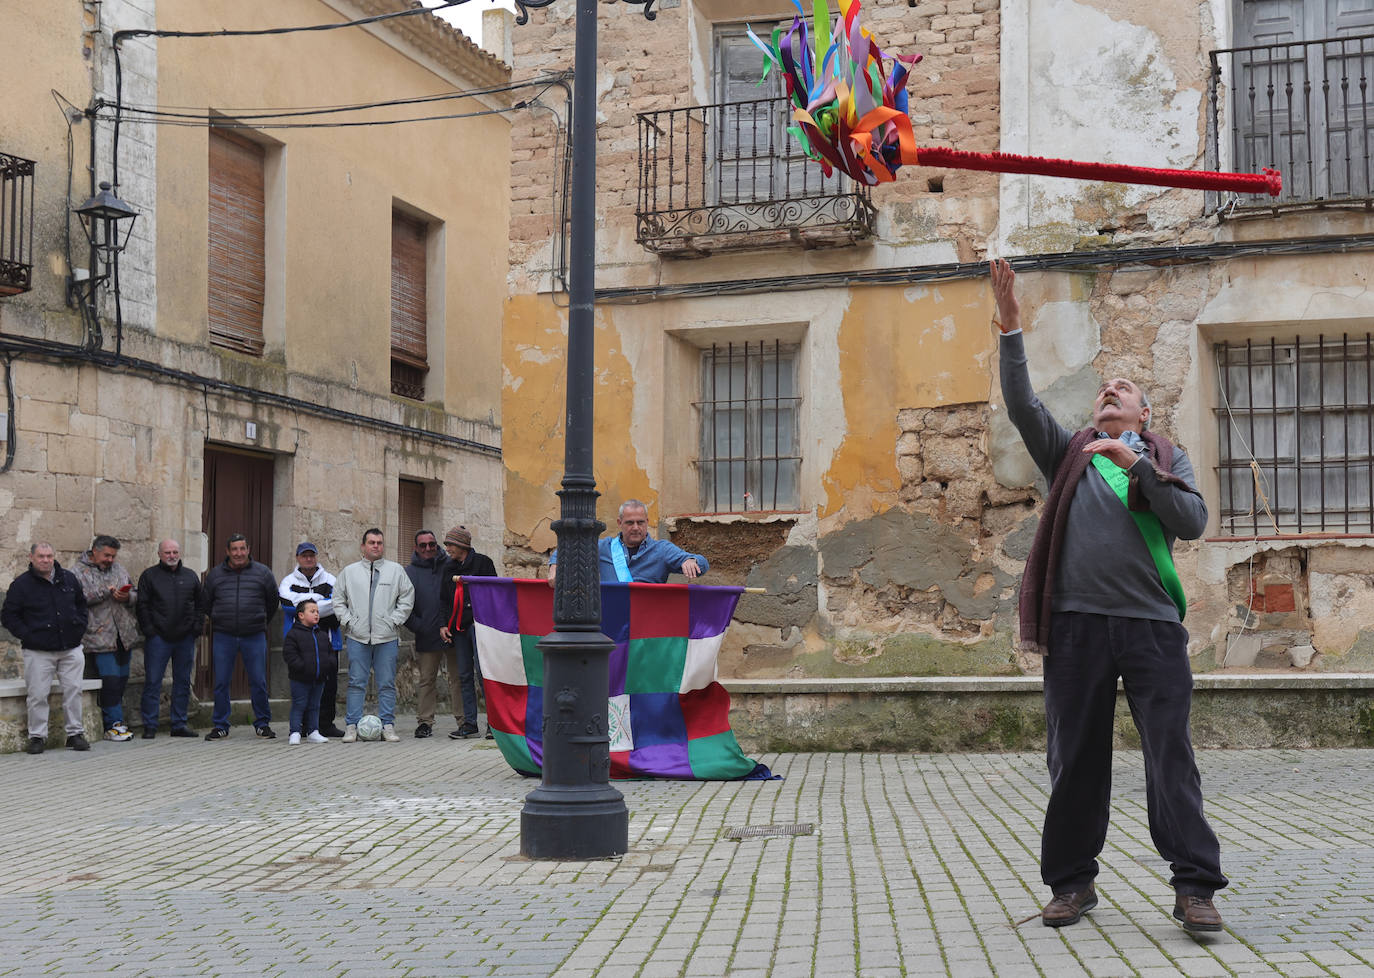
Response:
[1173,894,1223,933]
[1041,885,1097,927]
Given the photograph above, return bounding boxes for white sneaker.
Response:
[305,730,327,744]
[288,732,301,745]
[381,724,400,743]
[342,724,358,743]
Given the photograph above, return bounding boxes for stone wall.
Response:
[498,0,1374,681]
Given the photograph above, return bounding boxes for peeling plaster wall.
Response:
[999,0,1213,253]
[501,0,1374,681]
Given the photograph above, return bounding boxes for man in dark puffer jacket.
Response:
[136,539,204,739]
[2,542,90,753]
[202,533,279,741]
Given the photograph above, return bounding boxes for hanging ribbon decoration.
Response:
[749,0,1282,196]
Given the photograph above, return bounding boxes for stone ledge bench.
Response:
[0,678,102,753]
[722,673,1374,753]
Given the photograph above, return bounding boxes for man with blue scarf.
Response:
[548,499,708,585]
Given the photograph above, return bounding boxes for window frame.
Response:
[1214,332,1374,536]
[695,339,803,514]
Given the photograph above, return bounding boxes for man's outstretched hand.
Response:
[990,259,1021,334]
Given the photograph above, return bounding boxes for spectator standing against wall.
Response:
[404,529,456,740]
[2,543,90,754]
[438,526,497,740]
[72,535,140,743]
[334,528,414,744]
[135,538,204,739]
[202,533,280,741]
[279,542,345,738]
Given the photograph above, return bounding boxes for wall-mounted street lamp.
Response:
[513,0,657,861]
[70,180,138,354]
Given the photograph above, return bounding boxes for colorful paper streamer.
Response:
[750,0,1282,196]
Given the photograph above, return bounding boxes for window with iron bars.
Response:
[1215,334,1373,535]
[696,341,801,513]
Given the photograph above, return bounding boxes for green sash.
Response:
[1091,454,1187,620]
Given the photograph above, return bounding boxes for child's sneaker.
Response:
[288,732,301,745]
[305,730,328,744]
[104,726,133,742]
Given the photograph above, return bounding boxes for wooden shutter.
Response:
[391,212,428,367]
[398,479,426,562]
[208,129,266,355]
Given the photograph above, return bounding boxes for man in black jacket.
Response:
[438,526,498,739]
[2,542,91,753]
[201,533,280,741]
[136,539,204,739]
[405,529,456,739]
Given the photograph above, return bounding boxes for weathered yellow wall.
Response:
[502,281,995,548]
[156,0,509,423]
[502,293,652,553]
[0,1,95,331]
[822,282,994,519]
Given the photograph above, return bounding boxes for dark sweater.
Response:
[440,550,498,633]
[203,559,279,637]
[282,621,338,683]
[1000,331,1207,626]
[1,562,89,651]
[136,561,205,640]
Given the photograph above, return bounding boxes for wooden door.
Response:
[195,445,276,699]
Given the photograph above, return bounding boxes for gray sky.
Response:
[427,0,516,47]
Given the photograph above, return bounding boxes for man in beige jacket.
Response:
[334,528,414,743]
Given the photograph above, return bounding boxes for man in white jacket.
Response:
[333,528,415,743]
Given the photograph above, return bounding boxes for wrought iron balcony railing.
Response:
[0,152,36,296]
[636,97,875,256]
[1206,33,1374,213]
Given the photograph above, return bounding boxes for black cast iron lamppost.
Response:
[512,0,657,860]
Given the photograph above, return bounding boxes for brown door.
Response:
[196,445,276,699]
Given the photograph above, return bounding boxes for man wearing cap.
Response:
[279,542,345,738]
[547,499,709,586]
[438,526,497,739]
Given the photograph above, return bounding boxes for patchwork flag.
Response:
[465,578,771,781]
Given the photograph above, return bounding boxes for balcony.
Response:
[636,97,875,257]
[1206,34,1374,214]
[0,153,36,296]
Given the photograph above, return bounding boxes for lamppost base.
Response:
[520,785,629,860]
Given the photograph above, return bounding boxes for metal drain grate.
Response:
[722,822,814,840]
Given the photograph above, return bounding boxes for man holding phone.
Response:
[73,535,141,742]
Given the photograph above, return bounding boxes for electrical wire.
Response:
[0,356,15,475]
[93,101,536,130]
[107,74,569,122]
[592,231,1374,303]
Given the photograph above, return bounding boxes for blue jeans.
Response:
[211,631,271,730]
[289,679,325,735]
[141,634,196,731]
[92,651,130,729]
[345,638,398,726]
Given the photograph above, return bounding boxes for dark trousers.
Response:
[317,661,339,729]
[453,628,482,726]
[1041,612,1227,897]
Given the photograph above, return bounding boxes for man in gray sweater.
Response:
[991,259,1226,934]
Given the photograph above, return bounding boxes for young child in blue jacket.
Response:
[282,600,338,745]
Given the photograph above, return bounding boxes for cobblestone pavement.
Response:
[3,725,1374,977]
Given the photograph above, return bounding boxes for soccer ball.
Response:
[356,714,383,741]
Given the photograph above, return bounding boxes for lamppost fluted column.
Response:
[518,0,640,860]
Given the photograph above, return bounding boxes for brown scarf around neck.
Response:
[1017,428,1193,655]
